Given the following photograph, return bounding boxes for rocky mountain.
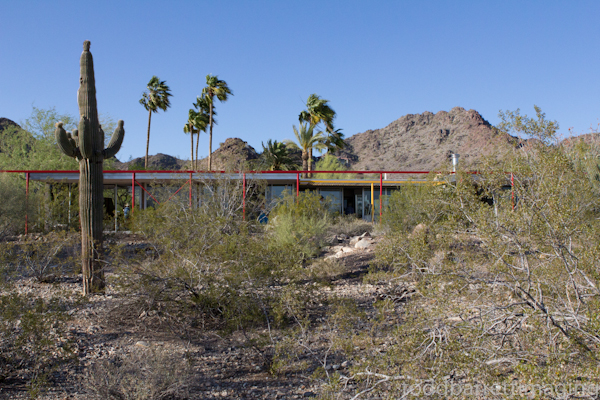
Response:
[113,153,188,170]
[337,107,519,171]
[114,138,260,171]
[196,138,259,171]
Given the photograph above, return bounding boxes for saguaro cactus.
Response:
[55,40,125,294]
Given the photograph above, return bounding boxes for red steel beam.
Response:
[135,180,160,204]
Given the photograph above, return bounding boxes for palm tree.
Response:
[192,95,211,170]
[299,93,345,159]
[284,123,325,177]
[202,75,233,170]
[183,109,201,170]
[324,128,345,154]
[260,140,297,171]
[140,76,172,169]
[299,94,336,133]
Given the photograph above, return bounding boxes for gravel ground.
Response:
[0,233,388,400]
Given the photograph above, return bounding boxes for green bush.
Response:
[268,191,331,259]
[115,192,314,336]
[0,173,29,239]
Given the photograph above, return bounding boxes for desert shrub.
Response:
[115,190,315,337]
[326,214,373,239]
[268,191,331,259]
[83,347,194,400]
[0,231,79,282]
[327,109,600,397]
[382,183,438,234]
[0,292,74,396]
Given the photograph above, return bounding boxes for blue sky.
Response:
[1,1,599,162]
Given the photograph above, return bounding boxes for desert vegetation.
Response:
[1,106,600,399]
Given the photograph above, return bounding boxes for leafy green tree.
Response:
[202,75,233,171]
[314,153,349,178]
[284,123,325,177]
[260,139,297,171]
[0,106,85,170]
[140,76,172,169]
[498,105,559,145]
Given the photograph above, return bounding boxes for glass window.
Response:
[319,189,343,214]
[266,185,291,206]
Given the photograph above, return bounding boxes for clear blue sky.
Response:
[2,1,599,162]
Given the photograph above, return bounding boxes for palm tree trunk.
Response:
[145,109,152,169]
[195,132,200,170]
[208,99,213,171]
[302,151,308,179]
[308,148,313,178]
[190,124,194,170]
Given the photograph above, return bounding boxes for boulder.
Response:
[355,238,373,249]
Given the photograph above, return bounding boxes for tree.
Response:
[314,153,349,179]
[260,139,297,171]
[192,95,211,170]
[284,123,325,177]
[140,76,172,169]
[299,94,345,155]
[183,109,200,170]
[202,75,233,171]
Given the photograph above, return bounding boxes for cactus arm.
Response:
[103,120,125,159]
[78,116,93,159]
[55,122,77,158]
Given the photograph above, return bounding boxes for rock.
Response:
[337,107,520,171]
[410,223,429,238]
[349,236,361,245]
[341,246,354,253]
[355,239,373,249]
[135,341,149,348]
[360,232,371,238]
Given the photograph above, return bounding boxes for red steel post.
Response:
[296,172,300,197]
[379,173,383,222]
[132,172,135,214]
[25,172,30,235]
[243,172,246,220]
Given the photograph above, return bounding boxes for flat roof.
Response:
[1,170,440,187]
